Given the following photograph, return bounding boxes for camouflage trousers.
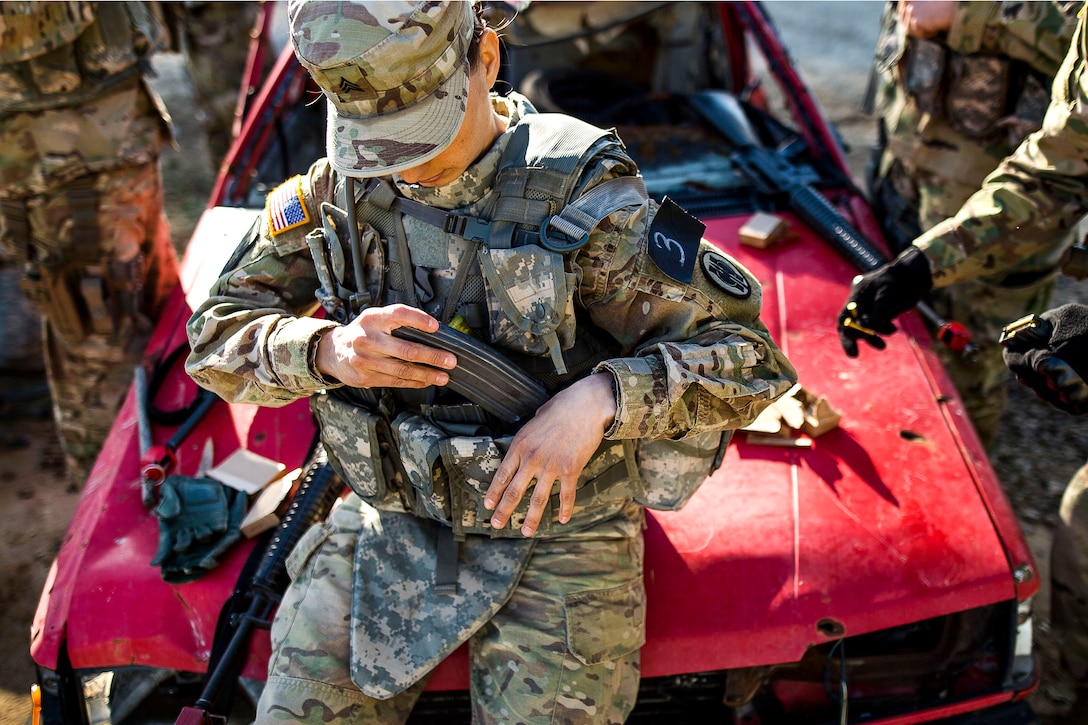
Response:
[8,162,179,483]
[1051,462,1088,687]
[256,496,644,724]
[872,159,1057,449]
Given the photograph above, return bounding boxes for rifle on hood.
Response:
[175,444,344,725]
[687,90,977,359]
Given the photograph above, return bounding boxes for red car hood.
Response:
[32,204,1035,686]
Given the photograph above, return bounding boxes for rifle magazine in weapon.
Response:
[392,324,550,423]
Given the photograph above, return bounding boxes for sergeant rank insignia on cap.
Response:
[267,175,311,236]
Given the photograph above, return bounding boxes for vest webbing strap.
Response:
[364,179,495,244]
[66,176,101,266]
[542,175,649,249]
[362,172,646,255]
[0,198,30,262]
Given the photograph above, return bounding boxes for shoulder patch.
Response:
[647,197,705,284]
[701,250,752,299]
[267,175,312,236]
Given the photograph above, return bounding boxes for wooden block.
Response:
[739,212,790,249]
[207,448,286,494]
[239,468,299,538]
[796,388,843,438]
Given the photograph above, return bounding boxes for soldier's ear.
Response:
[480,28,502,88]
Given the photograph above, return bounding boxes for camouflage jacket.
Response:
[913,2,1088,287]
[187,93,795,696]
[874,1,1079,186]
[187,93,796,443]
[0,1,173,197]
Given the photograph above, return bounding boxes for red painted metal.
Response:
[30,203,1035,689]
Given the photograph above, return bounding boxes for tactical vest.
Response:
[301,113,726,546]
[0,1,165,116]
[899,36,1051,143]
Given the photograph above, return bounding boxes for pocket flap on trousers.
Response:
[564,577,646,666]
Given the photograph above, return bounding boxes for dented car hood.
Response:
[31,203,1034,686]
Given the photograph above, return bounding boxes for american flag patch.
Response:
[267,175,311,236]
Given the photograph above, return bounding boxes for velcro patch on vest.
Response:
[701,250,751,299]
[267,175,311,236]
[647,197,705,284]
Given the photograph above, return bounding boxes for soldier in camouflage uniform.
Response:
[842,4,1088,720]
[186,1,796,722]
[0,1,180,483]
[867,0,1080,448]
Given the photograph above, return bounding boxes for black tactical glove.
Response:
[837,246,933,357]
[151,475,247,584]
[1001,303,1088,415]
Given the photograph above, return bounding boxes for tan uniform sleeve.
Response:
[186,161,343,405]
[915,8,1088,286]
[947,1,1078,75]
[576,199,797,441]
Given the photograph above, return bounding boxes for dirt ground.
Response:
[1,5,1086,724]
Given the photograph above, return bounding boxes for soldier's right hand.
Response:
[836,246,933,357]
[315,304,457,389]
[898,0,956,39]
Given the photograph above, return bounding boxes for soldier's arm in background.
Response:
[841,4,1088,355]
[944,0,1077,74]
[913,7,1088,287]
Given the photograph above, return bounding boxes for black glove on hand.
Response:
[1002,303,1088,415]
[151,475,247,584]
[837,246,933,357]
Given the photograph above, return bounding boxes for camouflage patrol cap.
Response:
[287,0,475,177]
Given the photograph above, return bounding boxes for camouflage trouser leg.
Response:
[34,163,178,483]
[930,274,1056,450]
[469,519,645,725]
[181,1,269,163]
[258,500,645,724]
[256,501,429,724]
[1051,462,1088,687]
[44,322,146,483]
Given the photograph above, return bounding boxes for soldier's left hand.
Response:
[837,246,933,357]
[1002,303,1088,415]
[484,373,617,537]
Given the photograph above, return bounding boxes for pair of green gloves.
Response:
[150,475,247,584]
